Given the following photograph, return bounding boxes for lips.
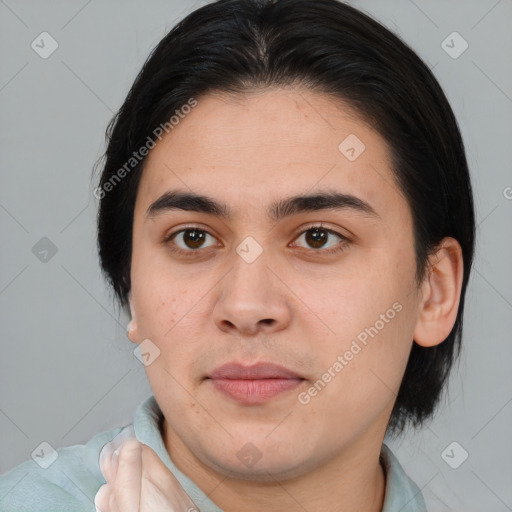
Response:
[208,362,303,380]
[206,362,305,405]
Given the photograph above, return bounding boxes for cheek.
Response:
[131,248,201,337]
[130,269,182,354]
[296,257,417,421]
[297,309,413,444]
[294,256,408,345]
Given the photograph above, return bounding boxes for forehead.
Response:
[136,88,406,222]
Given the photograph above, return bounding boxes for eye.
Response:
[163,224,350,257]
[165,227,218,253]
[292,225,349,254]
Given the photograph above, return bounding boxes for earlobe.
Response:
[126,296,140,344]
[413,237,464,348]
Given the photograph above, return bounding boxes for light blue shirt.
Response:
[0,395,427,511]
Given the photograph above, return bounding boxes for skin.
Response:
[112,88,463,512]
[95,438,198,512]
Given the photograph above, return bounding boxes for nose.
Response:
[212,249,292,338]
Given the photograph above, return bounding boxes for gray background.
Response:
[1,0,511,510]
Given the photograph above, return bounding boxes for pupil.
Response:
[306,228,327,248]
[184,229,205,249]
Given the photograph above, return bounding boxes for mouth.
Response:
[206,362,306,405]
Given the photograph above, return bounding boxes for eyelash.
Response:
[163,223,350,257]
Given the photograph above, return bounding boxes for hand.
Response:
[95,436,199,512]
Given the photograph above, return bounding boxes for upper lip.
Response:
[208,362,304,380]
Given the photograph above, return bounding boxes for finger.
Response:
[99,426,136,483]
[94,483,112,512]
[99,443,116,483]
[140,444,200,511]
[111,437,142,512]
[109,489,122,512]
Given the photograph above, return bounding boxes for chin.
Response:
[197,438,314,482]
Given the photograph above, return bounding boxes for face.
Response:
[128,88,423,480]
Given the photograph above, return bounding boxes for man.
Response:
[0,1,475,511]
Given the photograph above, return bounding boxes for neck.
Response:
[162,421,387,512]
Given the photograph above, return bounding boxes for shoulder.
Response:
[0,425,127,512]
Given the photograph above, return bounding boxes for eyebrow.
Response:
[145,189,381,222]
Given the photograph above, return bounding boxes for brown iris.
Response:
[182,229,206,249]
[304,228,328,249]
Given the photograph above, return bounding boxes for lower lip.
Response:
[209,378,304,404]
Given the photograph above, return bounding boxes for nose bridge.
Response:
[213,236,291,334]
[227,237,275,302]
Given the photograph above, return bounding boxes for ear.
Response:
[126,294,140,344]
[413,237,464,348]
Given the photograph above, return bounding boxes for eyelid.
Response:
[290,221,351,241]
[163,223,221,242]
